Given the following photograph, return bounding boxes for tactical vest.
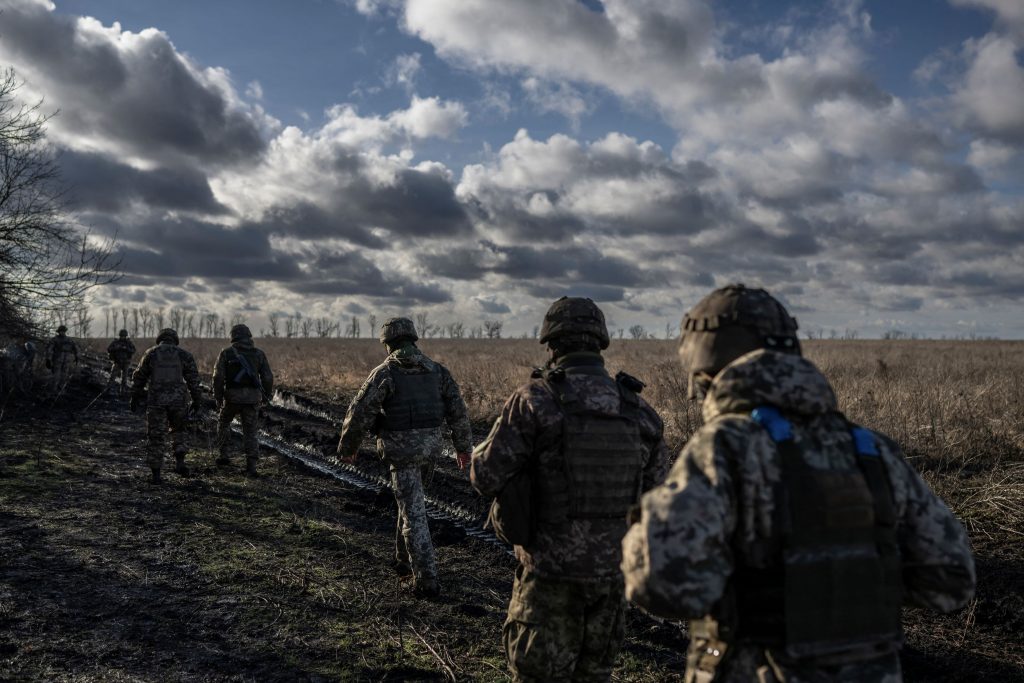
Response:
[379,368,445,431]
[151,344,184,388]
[711,406,903,660]
[535,367,644,523]
[225,348,261,390]
[52,337,75,355]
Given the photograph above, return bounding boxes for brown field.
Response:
[85,336,1024,538]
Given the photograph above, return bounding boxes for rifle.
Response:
[232,348,269,402]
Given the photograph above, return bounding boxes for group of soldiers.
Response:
[338,287,974,683]
[4,284,976,682]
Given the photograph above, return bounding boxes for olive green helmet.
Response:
[156,328,180,345]
[379,317,418,344]
[118,329,129,338]
[230,324,252,341]
[57,325,68,334]
[679,284,800,398]
[538,297,610,350]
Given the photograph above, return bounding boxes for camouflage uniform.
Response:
[47,328,78,394]
[472,352,671,682]
[337,338,472,591]
[131,331,202,477]
[106,332,136,394]
[212,326,273,474]
[621,348,977,683]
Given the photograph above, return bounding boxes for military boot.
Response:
[174,454,190,477]
[150,467,162,484]
[245,458,259,478]
[413,577,441,599]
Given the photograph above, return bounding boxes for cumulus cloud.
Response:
[0,0,275,167]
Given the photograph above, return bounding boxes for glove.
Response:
[456,452,472,470]
[129,395,140,413]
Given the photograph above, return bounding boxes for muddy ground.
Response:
[0,373,1022,682]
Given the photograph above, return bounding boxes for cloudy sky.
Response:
[3,0,1022,338]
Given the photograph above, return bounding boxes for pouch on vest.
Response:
[537,367,645,523]
[379,369,445,431]
[151,345,184,387]
[734,406,903,659]
[487,467,534,546]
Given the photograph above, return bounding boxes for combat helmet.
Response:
[379,317,418,345]
[679,284,799,398]
[538,297,610,350]
[230,324,252,342]
[118,329,129,338]
[156,328,180,345]
[57,325,68,334]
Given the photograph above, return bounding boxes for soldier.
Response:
[47,324,78,395]
[337,317,473,598]
[212,324,273,477]
[622,284,976,682]
[471,297,671,683]
[1,335,35,395]
[130,328,203,484]
[106,329,136,396]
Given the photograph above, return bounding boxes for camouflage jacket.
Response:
[212,339,274,405]
[621,350,976,680]
[106,338,136,364]
[131,342,202,408]
[337,344,473,468]
[472,353,671,580]
[48,334,78,362]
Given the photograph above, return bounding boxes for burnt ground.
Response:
[0,372,1022,682]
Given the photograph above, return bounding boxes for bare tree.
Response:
[268,312,281,338]
[169,308,184,332]
[315,317,337,338]
[0,69,119,337]
[131,308,140,337]
[629,324,646,340]
[184,312,197,338]
[367,314,377,337]
[484,319,503,339]
[446,321,465,339]
[300,316,313,338]
[665,322,676,339]
[154,308,165,332]
[345,315,361,339]
[139,308,153,337]
[532,325,539,339]
[121,308,130,333]
[415,312,429,338]
[104,308,111,337]
[74,305,92,338]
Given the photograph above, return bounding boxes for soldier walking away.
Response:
[471,297,671,683]
[47,324,78,396]
[1,335,36,396]
[106,329,136,396]
[337,317,473,598]
[621,284,976,683]
[212,324,273,477]
[130,328,203,484]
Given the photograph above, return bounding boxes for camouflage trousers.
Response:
[391,465,437,583]
[107,361,131,392]
[215,402,260,460]
[146,405,189,470]
[50,356,75,394]
[503,568,626,683]
[687,643,902,683]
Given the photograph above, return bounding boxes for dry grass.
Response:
[85,337,1024,537]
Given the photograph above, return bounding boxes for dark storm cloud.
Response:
[0,0,268,166]
[60,151,227,214]
[421,240,670,288]
[284,248,453,305]
[250,168,472,246]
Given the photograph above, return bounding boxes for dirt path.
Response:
[0,373,1021,682]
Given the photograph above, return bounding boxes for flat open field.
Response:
[1,338,1021,681]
